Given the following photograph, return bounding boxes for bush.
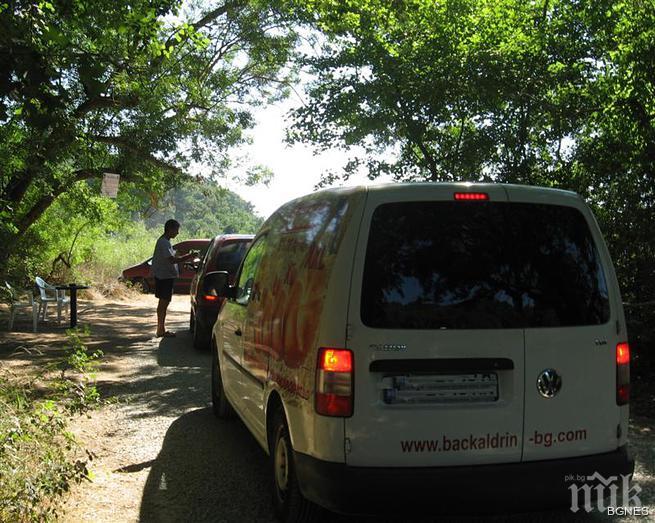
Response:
[0,328,102,520]
[627,306,655,379]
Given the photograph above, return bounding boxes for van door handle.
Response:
[234,328,242,337]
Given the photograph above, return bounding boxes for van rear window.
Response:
[361,202,610,329]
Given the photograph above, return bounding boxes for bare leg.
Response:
[156,298,171,336]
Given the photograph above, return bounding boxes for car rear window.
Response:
[212,241,250,274]
[361,201,610,329]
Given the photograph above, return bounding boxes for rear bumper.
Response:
[294,446,634,515]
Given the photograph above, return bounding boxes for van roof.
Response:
[305,182,580,201]
[267,183,584,222]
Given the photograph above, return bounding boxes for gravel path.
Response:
[4,296,651,522]
[59,295,276,522]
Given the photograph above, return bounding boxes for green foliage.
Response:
[52,327,103,414]
[568,1,655,307]
[145,179,264,238]
[291,0,655,335]
[79,221,161,282]
[1,175,261,288]
[290,0,595,183]
[0,0,296,256]
[0,328,101,520]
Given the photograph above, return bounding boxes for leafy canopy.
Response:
[290,0,599,184]
[290,0,655,307]
[0,0,296,245]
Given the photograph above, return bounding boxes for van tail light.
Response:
[202,294,219,302]
[454,192,489,201]
[315,348,353,417]
[616,342,630,405]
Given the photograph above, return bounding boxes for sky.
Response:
[224,96,386,219]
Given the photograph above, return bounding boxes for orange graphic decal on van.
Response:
[249,194,359,369]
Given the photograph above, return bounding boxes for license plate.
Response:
[382,373,498,404]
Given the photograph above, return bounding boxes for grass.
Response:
[43,222,160,300]
[60,222,198,299]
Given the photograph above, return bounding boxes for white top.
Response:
[152,236,178,279]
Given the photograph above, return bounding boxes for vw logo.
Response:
[537,369,562,398]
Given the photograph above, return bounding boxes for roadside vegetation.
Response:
[0,328,101,521]
[3,178,262,297]
[0,177,262,516]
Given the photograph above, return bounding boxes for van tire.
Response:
[270,407,323,522]
[211,347,234,419]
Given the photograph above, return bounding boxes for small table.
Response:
[56,284,90,328]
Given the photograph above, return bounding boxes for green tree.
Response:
[289,0,597,184]
[569,1,655,306]
[291,0,655,308]
[144,179,263,237]
[0,0,295,259]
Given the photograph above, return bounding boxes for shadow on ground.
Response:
[138,409,645,523]
[0,300,160,366]
[138,408,274,522]
[95,330,212,420]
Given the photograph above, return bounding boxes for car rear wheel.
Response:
[193,315,209,350]
[211,347,234,419]
[270,406,322,522]
[133,278,150,293]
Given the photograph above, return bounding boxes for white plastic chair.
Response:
[6,282,38,333]
[35,277,70,325]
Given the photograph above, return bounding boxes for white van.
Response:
[207,183,633,520]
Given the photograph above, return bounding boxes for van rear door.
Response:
[504,191,622,461]
[345,185,525,467]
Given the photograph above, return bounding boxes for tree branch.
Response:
[192,1,245,31]
[74,95,140,117]
[15,169,105,236]
[89,135,183,174]
[393,96,441,180]
[155,0,248,68]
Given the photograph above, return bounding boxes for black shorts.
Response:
[154,278,175,301]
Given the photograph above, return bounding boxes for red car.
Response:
[189,234,253,349]
[121,239,211,294]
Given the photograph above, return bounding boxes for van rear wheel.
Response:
[271,407,322,522]
[211,348,234,419]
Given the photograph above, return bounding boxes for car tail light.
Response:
[316,348,353,416]
[616,342,630,405]
[202,294,219,302]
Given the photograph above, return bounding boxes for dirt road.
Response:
[56,296,275,522]
[2,295,653,522]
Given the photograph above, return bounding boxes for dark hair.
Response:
[164,219,180,233]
